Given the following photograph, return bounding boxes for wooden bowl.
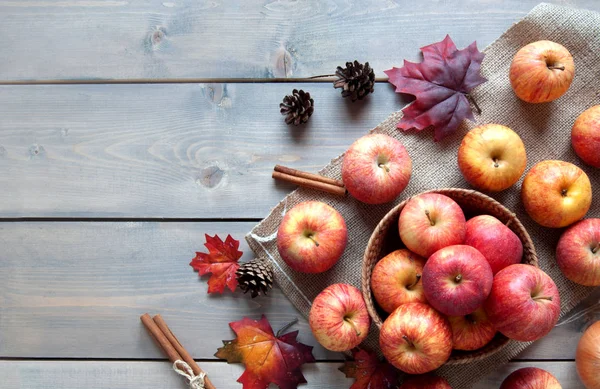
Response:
[361,188,538,365]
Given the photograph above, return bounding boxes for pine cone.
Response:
[280,89,314,125]
[333,60,375,101]
[236,258,274,298]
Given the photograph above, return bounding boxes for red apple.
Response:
[400,374,451,389]
[448,307,497,351]
[342,133,412,204]
[484,264,560,342]
[398,193,466,258]
[556,218,600,286]
[379,302,452,374]
[509,40,575,103]
[464,215,523,275]
[422,245,493,316]
[500,367,562,389]
[572,105,600,168]
[309,283,370,352]
[458,124,527,192]
[277,201,347,273]
[576,320,600,389]
[521,160,592,228]
[370,249,427,313]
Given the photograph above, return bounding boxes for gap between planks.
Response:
[0,77,389,86]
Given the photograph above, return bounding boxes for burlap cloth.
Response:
[246,3,600,388]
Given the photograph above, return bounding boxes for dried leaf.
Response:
[189,234,242,294]
[384,35,487,141]
[216,315,315,389]
[339,349,399,389]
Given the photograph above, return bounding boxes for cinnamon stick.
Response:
[153,314,216,389]
[274,165,344,188]
[272,171,347,196]
[140,313,182,363]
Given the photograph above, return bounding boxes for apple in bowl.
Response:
[399,193,466,258]
[572,105,600,168]
[458,124,527,192]
[309,283,370,352]
[556,218,600,286]
[464,215,523,274]
[484,264,560,342]
[380,302,452,374]
[422,245,493,316]
[400,374,451,389]
[521,160,592,228]
[509,40,575,103]
[370,249,427,313]
[277,201,347,273]
[342,133,412,204]
[448,307,496,351]
[500,367,562,389]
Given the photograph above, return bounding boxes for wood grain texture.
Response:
[0,83,405,218]
[1,221,599,360]
[0,1,599,82]
[0,361,587,388]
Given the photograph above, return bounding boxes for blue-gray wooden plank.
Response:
[0,1,598,81]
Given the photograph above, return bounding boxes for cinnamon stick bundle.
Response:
[141,313,216,389]
[272,164,346,196]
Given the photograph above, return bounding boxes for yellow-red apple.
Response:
[422,245,493,316]
[500,367,562,389]
[464,215,523,274]
[309,283,370,352]
[572,105,600,168]
[484,264,560,342]
[521,160,592,228]
[510,40,574,103]
[556,218,600,286]
[277,201,347,273]
[398,193,466,258]
[342,133,412,204]
[379,302,452,374]
[448,307,496,351]
[371,249,427,313]
[458,124,527,192]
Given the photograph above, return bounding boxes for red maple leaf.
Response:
[189,234,242,294]
[339,349,399,389]
[384,35,487,141]
[215,315,315,389]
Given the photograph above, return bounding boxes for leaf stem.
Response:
[466,94,481,114]
[277,318,299,337]
[307,74,336,79]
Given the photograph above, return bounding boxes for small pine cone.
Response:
[236,258,274,298]
[333,60,375,102]
[280,89,314,125]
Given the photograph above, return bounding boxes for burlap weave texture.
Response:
[246,3,600,388]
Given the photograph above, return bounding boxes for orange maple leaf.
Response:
[189,234,242,294]
[215,315,315,389]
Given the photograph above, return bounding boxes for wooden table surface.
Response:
[2,1,600,388]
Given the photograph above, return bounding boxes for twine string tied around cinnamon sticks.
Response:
[173,360,206,389]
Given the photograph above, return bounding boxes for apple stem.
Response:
[407,274,421,290]
[402,335,415,348]
[424,210,435,226]
[466,94,482,114]
[493,158,499,168]
[532,295,553,302]
[592,243,599,254]
[454,274,462,283]
[344,317,361,337]
[308,235,320,247]
[547,64,565,71]
[276,317,299,337]
[378,163,390,173]
[561,189,568,197]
